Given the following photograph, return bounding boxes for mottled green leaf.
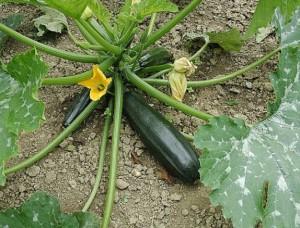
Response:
[194,11,300,228]
[33,7,68,36]
[207,28,243,52]
[0,14,23,51]
[244,0,300,39]
[43,0,90,18]
[0,192,100,227]
[195,46,300,228]
[0,50,47,185]
[273,8,300,49]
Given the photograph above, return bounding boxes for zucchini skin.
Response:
[124,91,200,183]
[63,88,91,127]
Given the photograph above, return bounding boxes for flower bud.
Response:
[169,70,187,102]
[81,6,93,20]
[174,57,196,76]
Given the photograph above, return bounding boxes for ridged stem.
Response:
[0,23,99,63]
[144,0,202,48]
[82,100,113,212]
[101,75,124,228]
[125,68,212,121]
[144,47,281,88]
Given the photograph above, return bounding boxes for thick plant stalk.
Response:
[82,100,113,212]
[77,19,122,55]
[144,48,281,88]
[42,57,116,86]
[4,101,99,175]
[0,23,99,63]
[125,67,212,121]
[144,0,202,48]
[101,75,124,228]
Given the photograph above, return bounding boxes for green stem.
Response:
[77,19,122,55]
[138,64,173,74]
[190,40,209,61]
[82,100,113,212]
[42,70,92,86]
[101,75,124,228]
[0,23,99,63]
[4,101,99,175]
[117,23,137,47]
[75,20,98,45]
[125,67,212,121]
[144,0,202,48]
[88,18,113,42]
[147,13,157,36]
[42,57,115,86]
[144,47,281,88]
[181,132,194,141]
[148,68,172,79]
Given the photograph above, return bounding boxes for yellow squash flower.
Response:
[78,65,112,101]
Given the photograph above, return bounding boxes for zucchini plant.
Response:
[0,0,300,227]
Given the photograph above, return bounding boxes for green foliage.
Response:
[0,50,47,185]
[0,192,100,227]
[43,0,90,18]
[116,0,178,34]
[89,0,111,27]
[33,7,68,36]
[133,0,178,20]
[194,9,300,228]
[244,0,300,39]
[0,0,43,4]
[0,14,23,51]
[207,28,243,52]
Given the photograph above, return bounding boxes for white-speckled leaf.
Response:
[0,192,100,227]
[0,50,47,185]
[194,10,300,228]
[195,47,300,228]
[273,8,300,48]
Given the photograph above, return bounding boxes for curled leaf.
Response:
[169,70,187,102]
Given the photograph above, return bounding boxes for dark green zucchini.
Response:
[63,88,91,127]
[123,91,200,183]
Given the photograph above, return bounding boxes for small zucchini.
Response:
[63,88,91,127]
[123,91,200,183]
[134,47,173,74]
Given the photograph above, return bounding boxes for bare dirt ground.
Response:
[0,0,277,227]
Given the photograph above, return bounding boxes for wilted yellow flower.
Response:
[78,65,112,101]
[169,71,187,102]
[174,57,196,76]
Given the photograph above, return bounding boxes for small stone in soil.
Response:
[169,193,182,201]
[229,88,241,94]
[245,81,253,89]
[26,165,40,177]
[69,180,77,189]
[182,209,189,216]
[116,179,129,190]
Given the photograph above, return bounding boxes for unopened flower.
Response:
[81,6,93,20]
[78,65,112,101]
[169,71,187,102]
[174,57,196,76]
